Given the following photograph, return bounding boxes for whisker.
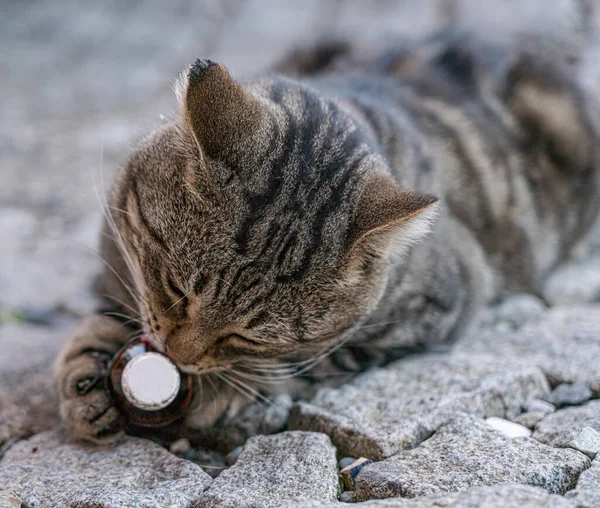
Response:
[225,371,274,406]
[46,236,142,307]
[93,139,148,306]
[99,293,140,317]
[102,311,145,327]
[164,287,195,314]
[215,371,262,406]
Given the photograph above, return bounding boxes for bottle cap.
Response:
[121,352,181,411]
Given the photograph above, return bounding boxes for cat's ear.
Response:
[348,173,439,265]
[182,59,263,157]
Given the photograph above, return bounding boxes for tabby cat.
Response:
[55,32,600,443]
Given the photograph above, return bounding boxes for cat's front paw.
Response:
[58,351,124,444]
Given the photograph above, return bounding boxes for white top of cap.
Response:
[122,352,180,411]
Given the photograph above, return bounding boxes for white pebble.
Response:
[486,417,532,438]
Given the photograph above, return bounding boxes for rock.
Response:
[486,417,532,438]
[523,399,556,415]
[339,490,355,503]
[513,412,546,429]
[289,353,549,460]
[353,413,590,500]
[200,431,338,507]
[0,491,22,508]
[564,489,600,507]
[532,401,600,447]
[338,457,356,470]
[455,306,600,396]
[565,453,600,507]
[340,458,373,491]
[169,437,191,456]
[263,394,294,434]
[568,427,600,459]
[225,445,243,466]
[299,484,579,507]
[188,449,227,479]
[0,428,212,507]
[0,323,72,445]
[571,455,600,490]
[546,383,592,408]
[543,254,600,305]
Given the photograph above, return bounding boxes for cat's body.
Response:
[55,32,600,443]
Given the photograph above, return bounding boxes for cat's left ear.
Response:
[183,59,263,157]
[347,172,439,266]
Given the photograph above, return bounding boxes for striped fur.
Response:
[55,32,600,442]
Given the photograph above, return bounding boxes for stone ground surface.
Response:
[2,1,600,507]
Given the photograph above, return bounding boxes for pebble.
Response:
[523,399,556,416]
[338,457,357,470]
[485,417,532,438]
[568,427,600,460]
[263,394,294,434]
[169,438,191,457]
[547,383,592,408]
[225,446,243,466]
[339,491,355,503]
[340,457,373,491]
[513,412,546,429]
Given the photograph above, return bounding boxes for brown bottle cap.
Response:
[121,352,181,411]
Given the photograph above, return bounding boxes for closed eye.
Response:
[167,277,186,299]
[214,333,261,349]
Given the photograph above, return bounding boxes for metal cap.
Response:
[121,352,180,411]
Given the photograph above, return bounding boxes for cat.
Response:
[55,31,600,444]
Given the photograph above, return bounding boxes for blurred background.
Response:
[1,0,598,320]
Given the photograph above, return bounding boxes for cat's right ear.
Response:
[346,172,439,270]
[181,59,263,158]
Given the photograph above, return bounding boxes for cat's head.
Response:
[110,59,438,374]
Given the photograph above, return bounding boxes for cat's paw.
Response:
[58,351,124,444]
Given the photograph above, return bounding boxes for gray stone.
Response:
[568,427,600,459]
[225,445,243,466]
[523,399,556,415]
[455,306,600,396]
[547,383,592,408]
[0,428,211,507]
[543,254,600,305]
[0,323,72,445]
[199,431,338,507]
[296,484,578,507]
[564,489,600,507]
[533,401,600,447]
[572,455,600,490]
[289,353,549,460]
[263,394,294,434]
[339,491,355,503]
[565,455,600,508]
[353,414,590,500]
[0,491,22,508]
[339,457,356,470]
[187,449,227,479]
[513,412,546,429]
